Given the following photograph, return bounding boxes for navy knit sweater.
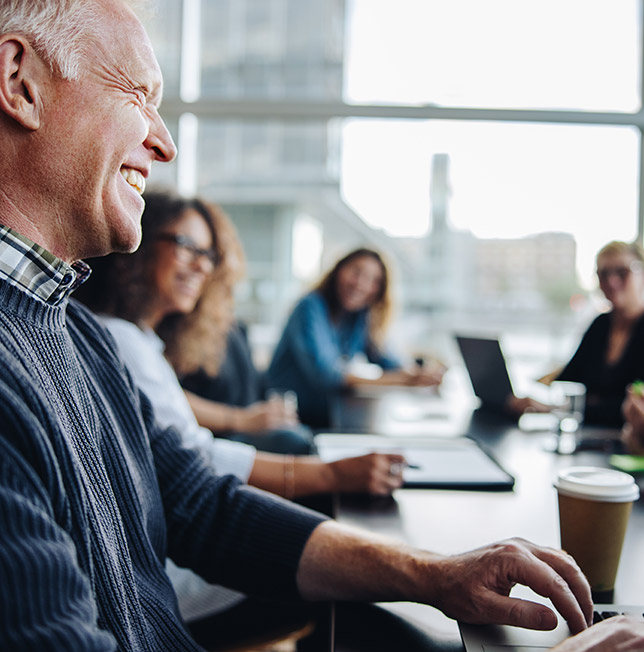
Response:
[0,279,326,651]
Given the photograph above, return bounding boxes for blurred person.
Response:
[557,241,644,426]
[267,248,445,426]
[78,189,313,454]
[621,383,644,454]
[75,189,408,627]
[0,1,601,649]
[76,190,405,500]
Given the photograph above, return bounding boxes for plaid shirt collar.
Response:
[0,225,91,306]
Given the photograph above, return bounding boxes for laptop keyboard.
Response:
[460,606,644,652]
[593,609,644,624]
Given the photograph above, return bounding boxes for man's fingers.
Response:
[528,545,593,629]
[464,539,591,633]
[507,548,591,633]
[477,591,559,630]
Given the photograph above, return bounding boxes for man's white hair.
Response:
[0,0,148,80]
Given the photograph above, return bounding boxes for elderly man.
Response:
[0,1,636,651]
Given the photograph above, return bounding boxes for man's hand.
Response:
[431,538,592,634]
[328,453,405,495]
[297,525,592,636]
[550,615,644,651]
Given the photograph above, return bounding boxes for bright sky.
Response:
[340,0,641,287]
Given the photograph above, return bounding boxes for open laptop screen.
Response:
[456,335,514,410]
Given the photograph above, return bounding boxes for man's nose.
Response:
[146,109,177,163]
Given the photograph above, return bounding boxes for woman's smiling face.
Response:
[150,209,216,322]
[335,254,384,313]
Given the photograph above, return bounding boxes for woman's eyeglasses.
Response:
[156,233,218,268]
[596,261,643,283]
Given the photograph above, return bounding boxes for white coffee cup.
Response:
[554,466,639,595]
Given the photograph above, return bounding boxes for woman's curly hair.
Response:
[75,189,245,377]
[314,247,394,347]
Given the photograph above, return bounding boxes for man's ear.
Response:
[0,35,48,131]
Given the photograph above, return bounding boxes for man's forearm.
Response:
[296,524,592,635]
[296,521,439,603]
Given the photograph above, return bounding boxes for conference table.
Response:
[312,386,644,652]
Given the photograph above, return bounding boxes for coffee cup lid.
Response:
[554,466,640,502]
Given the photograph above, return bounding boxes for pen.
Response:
[390,462,421,475]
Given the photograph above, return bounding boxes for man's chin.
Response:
[108,192,145,252]
[111,215,143,254]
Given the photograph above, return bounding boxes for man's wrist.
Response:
[401,549,446,605]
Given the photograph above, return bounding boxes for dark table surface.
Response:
[320,388,644,652]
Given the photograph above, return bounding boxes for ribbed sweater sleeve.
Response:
[148,406,326,597]
[0,284,328,651]
[0,334,117,650]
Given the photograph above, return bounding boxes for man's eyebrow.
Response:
[147,81,164,107]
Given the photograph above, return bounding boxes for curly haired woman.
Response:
[75,189,406,626]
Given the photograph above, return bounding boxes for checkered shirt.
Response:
[0,225,91,305]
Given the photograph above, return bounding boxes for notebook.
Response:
[459,598,644,651]
[455,335,514,410]
[315,434,515,490]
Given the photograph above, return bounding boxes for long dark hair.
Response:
[314,248,393,346]
[75,188,245,376]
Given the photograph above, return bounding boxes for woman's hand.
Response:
[235,400,299,432]
[411,364,446,387]
[505,394,551,415]
[550,615,644,652]
[327,453,406,495]
[621,386,644,454]
[382,365,445,388]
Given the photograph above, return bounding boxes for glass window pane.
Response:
[342,120,639,286]
[346,0,642,111]
[342,119,640,369]
[195,119,340,189]
[142,0,182,98]
[200,0,345,100]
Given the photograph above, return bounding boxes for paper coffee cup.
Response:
[554,466,639,595]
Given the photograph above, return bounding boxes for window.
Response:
[345,0,641,111]
[148,0,644,372]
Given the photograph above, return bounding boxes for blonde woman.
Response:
[557,241,644,426]
[267,248,444,426]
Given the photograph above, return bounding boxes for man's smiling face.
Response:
[41,0,176,261]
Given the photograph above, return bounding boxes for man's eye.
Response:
[133,88,147,106]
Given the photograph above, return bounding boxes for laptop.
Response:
[455,335,514,410]
[459,589,644,651]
